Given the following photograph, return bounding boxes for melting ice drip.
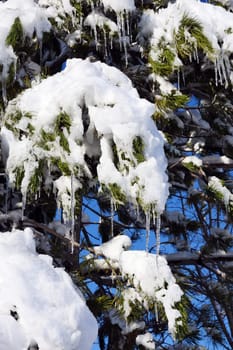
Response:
[145,206,161,256]
[110,197,114,239]
[70,173,75,253]
[86,0,133,66]
[117,12,129,66]
[214,51,231,88]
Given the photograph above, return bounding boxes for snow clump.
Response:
[2,58,169,220]
[0,228,97,350]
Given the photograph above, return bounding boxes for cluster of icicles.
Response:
[83,0,135,67]
[102,196,162,260]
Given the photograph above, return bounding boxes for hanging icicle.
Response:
[22,193,26,221]
[1,79,7,107]
[116,13,122,51]
[120,12,128,67]
[156,214,161,256]
[70,173,75,254]
[177,67,180,91]
[154,302,159,324]
[125,11,131,41]
[103,27,108,59]
[145,210,150,253]
[214,57,218,86]
[181,67,185,86]
[110,197,114,239]
[214,51,230,88]
[39,38,43,67]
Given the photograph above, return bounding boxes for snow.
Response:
[155,75,178,95]
[0,0,51,101]
[0,0,79,103]
[84,11,118,33]
[0,228,97,350]
[208,176,233,208]
[38,0,76,25]
[139,0,233,85]
[84,10,118,53]
[136,332,155,350]
[120,251,183,335]
[93,234,132,261]
[2,58,169,219]
[53,175,82,223]
[101,0,135,12]
[108,309,145,335]
[182,156,203,168]
[90,235,184,336]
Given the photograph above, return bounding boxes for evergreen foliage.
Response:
[2,0,233,349]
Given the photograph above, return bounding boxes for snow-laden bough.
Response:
[2,58,169,221]
[0,228,97,350]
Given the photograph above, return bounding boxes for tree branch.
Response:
[166,251,233,265]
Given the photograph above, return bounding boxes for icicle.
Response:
[125,11,131,42]
[221,54,229,89]
[145,210,150,253]
[120,12,128,67]
[217,56,223,85]
[189,52,192,63]
[117,13,122,51]
[80,15,83,33]
[92,25,98,50]
[214,52,229,88]
[154,302,159,324]
[1,79,7,107]
[194,41,199,64]
[152,77,155,95]
[5,175,8,214]
[70,173,75,254]
[88,1,98,50]
[110,35,113,50]
[152,206,156,227]
[177,67,180,91]
[103,27,108,59]
[156,214,161,256]
[90,0,94,11]
[224,54,231,79]
[39,38,43,68]
[214,58,218,86]
[136,202,140,222]
[22,193,26,221]
[181,67,185,86]
[110,197,114,239]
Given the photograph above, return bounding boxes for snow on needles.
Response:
[120,251,184,335]
[0,0,79,103]
[0,228,97,350]
[2,58,169,218]
[140,0,233,86]
[0,0,50,82]
[90,235,183,336]
[208,176,233,209]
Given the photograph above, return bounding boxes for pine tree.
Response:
[2,0,233,349]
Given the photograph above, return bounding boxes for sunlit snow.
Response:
[136,332,155,350]
[2,58,169,220]
[120,251,183,335]
[0,228,97,350]
[140,0,233,86]
[90,235,183,336]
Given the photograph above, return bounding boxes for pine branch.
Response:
[166,251,233,265]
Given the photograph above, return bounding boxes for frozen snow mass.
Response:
[2,58,169,218]
[0,228,97,350]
